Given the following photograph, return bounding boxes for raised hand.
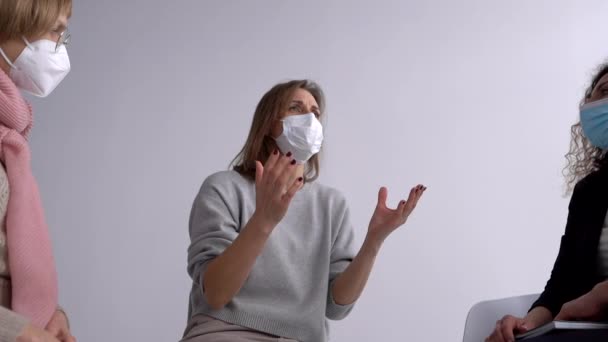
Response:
[367,185,426,243]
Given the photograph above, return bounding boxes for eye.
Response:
[313,111,320,118]
[289,105,302,113]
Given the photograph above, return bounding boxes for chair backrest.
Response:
[463,293,540,342]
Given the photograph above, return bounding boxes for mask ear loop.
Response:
[0,47,16,69]
[21,37,34,49]
[0,36,34,70]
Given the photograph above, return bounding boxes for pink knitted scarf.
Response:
[0,69,58,328]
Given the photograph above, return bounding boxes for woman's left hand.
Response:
[367,184,426,245]
[45,309,76,342]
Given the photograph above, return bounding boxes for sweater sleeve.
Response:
[0,305,28,342]
[186,175,239,292]
[326,197,357,320]
[530,179,592,317]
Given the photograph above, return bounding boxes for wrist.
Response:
[362,234,383,256]
[526,307,553,327]
[249,211,275,236]
[592,281,608,306]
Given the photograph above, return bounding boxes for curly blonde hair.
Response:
[564,61,608,192]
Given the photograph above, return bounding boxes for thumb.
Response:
[45,323,60,336]
[255,161,263,185]
[555,304,570,321]
[377,187,388,209]
[555,311,567,321]
[516,321,530,333]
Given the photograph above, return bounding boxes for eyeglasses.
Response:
[55,30,71,52]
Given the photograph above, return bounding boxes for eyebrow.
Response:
[290,100,320,111]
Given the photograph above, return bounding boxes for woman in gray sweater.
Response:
[182,80,426,342]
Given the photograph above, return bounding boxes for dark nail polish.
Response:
[273,149,278,155]
[400,200,405,205]
[298,177,303,182]
[290,160,296,165]
[286,152,292,157]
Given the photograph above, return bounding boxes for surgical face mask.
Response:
[274,113,324,163]
[0,37,70,97]
[580,97,608,149]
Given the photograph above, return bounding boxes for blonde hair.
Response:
[231,80,326,182]
[0,0,72,44]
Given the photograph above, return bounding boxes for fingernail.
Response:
[273,149,278,155]
[298,177,303,182]
[290,160,296,165]
[400,200,406,205]
[286,152,292,157]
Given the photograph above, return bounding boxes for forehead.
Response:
[289,88,318,106]
[596,73,608,88]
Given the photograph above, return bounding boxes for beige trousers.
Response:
[181,315,299,342]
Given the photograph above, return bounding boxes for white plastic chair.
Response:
[463,294,540,342]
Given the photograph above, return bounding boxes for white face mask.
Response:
[274,113,324,164]
[0,38,70,97]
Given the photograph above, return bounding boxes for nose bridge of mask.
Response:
[282,112,315,125]
[22,38,70,64]
[581,97,608,112]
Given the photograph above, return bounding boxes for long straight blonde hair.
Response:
[231,80,326,182]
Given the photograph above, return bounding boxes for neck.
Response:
[0,39,25,75]
[0,48,10,75]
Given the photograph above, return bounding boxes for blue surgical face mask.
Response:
[580,97,608,149]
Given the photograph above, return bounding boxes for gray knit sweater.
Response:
[186,170,357,342]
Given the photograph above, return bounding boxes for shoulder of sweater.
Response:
[199,170,251,194]
[308,181,348,206]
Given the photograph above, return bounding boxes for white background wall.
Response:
[24,0,608,341]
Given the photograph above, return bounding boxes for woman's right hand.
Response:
[253,150,303,230]
[485,315,532,342]
[17,324,61,342]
